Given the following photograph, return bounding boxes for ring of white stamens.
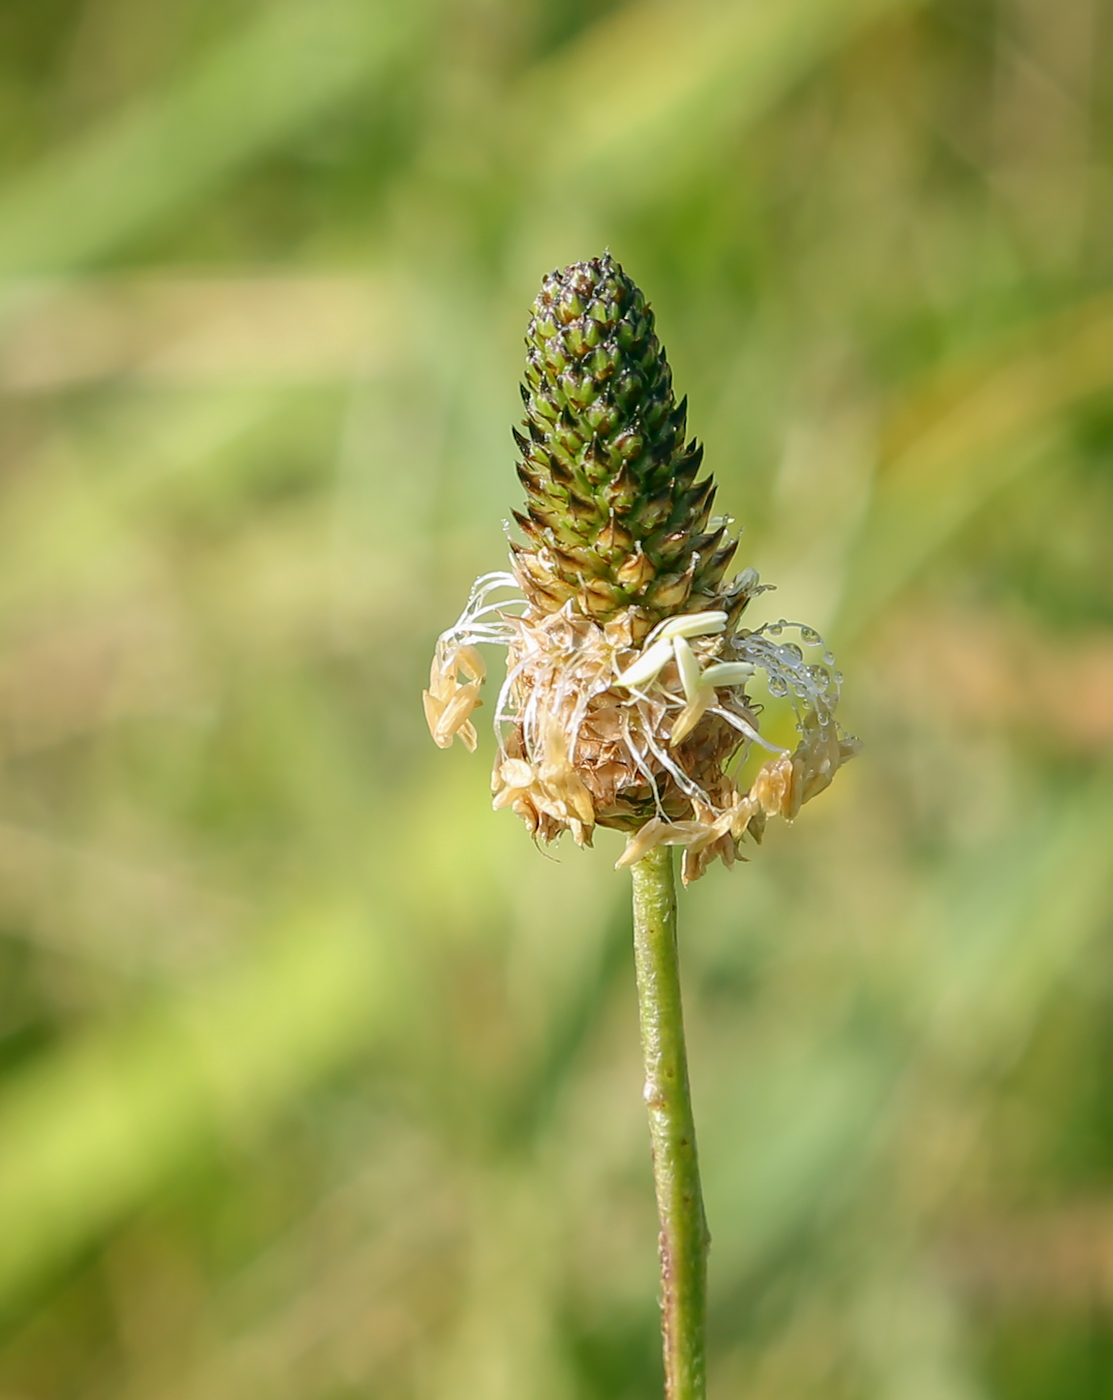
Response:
[424,567,857,882]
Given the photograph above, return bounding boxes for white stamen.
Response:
[614,638,673,689]
[672,637,703,703]
[701,661,754,686]
[641,723,711,807]
[494,654,533,732]
[709,706,788,753]
[467,599,528,624]
[620,713,666,818]
[645,610,728,645]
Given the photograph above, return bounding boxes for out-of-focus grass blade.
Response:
[910,773,1113,1065]
[704,1043,890,1278]
[0,275,407,391]
[0,905,399,1305]
[705,775,1113,1280]
[837,293,1113,638]
[0,0,420,284]
[512,0,923,204]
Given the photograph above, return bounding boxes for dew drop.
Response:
[800,626,820,645]
[767,676,788,698]
[779,643,803,663]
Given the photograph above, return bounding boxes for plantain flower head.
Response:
[424,254,858,882]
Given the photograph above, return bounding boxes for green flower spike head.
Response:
[512,254,736,624]
[424,254,859,883]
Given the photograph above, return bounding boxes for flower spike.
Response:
[424,255,858,882]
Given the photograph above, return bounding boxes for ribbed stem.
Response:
[631,845,709,1400]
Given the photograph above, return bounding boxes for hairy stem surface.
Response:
[631,845,709,1400]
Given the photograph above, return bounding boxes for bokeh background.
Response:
[0,0,1111,1396]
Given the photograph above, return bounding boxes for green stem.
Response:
[631,845,709,1400]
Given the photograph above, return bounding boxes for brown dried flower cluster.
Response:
[425,572,858,884]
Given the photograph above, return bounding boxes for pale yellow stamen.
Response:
[492,713,596,842]
[751,753,795,819]
[615,790,759,877]
[669,687,715,746]
[422,643,487,750]
[615,816,707,868]
[496,758,534,789]
[537,713,596,828]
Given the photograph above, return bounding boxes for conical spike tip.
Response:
[511,254,735,622]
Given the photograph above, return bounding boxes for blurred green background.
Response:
[0,0,1110,1396]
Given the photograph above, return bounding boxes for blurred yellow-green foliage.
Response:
[0,0,1111,1396]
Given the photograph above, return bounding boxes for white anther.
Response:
[672,637,703,703]
[646,610,728,645]
[614,638,673,689]
[701,662,754,687]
